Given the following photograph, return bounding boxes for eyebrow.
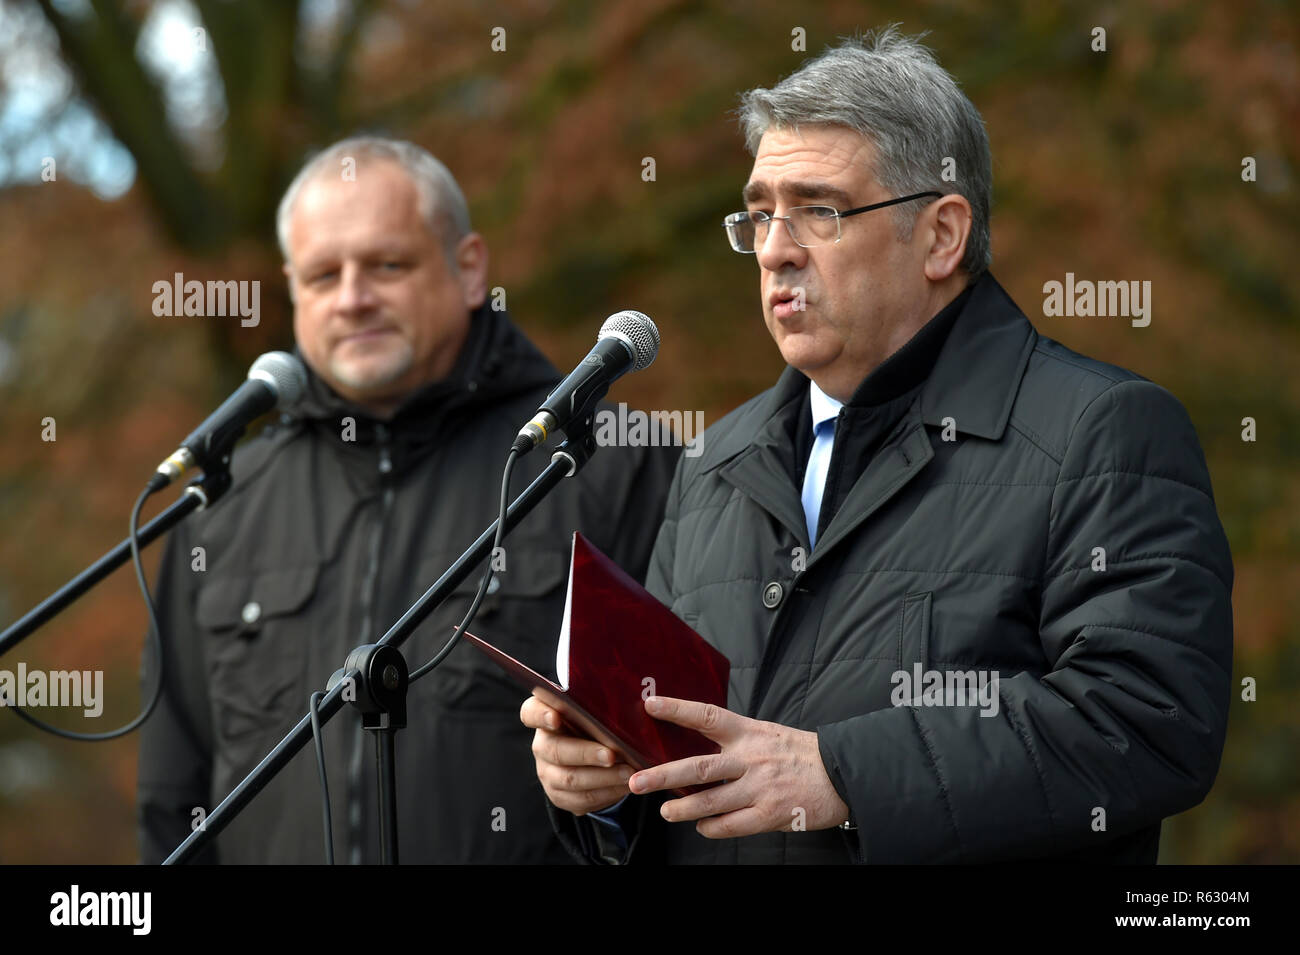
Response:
[742,179,854,208]
[297,242,413,270]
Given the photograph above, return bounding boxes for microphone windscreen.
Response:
[599,310,659,371]
[248,351,308,408]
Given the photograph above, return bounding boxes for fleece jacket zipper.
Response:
[347,424,395,864]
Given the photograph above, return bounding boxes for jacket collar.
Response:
[918,272,1037,439]
[698,271,1036,473]
[283,304,561,485]
[289,303,560,448]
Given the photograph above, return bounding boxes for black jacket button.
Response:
[762,581,784,609]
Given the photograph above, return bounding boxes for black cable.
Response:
[2,485,168,740]
[409,447,519,683]
[308,690,334,865]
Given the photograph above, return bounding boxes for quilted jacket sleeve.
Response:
[817,379,1234,861]
[137,520,219,865]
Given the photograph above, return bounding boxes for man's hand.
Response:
[520,693,635,815]
[630,695,850,838]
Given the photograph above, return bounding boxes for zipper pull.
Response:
[375,423,393,475]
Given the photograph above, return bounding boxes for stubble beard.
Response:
[328,338,415,393]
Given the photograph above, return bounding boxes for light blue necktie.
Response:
[801,416,837,548]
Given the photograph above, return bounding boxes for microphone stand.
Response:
[0,469,233,658]
[165,423,599,865]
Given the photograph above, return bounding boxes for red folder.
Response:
[464,532,730,796]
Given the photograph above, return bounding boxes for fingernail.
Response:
[597,748,612,765]
[619,767,633,782]
[645,697,662,714]
[630,774,645,793]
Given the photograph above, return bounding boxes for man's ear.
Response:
[455,232,490,310]
[922,194,972,282]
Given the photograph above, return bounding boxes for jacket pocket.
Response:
[196,565,319,743]
[412,544,570,707]
[896,590,932,673]
[416,544,568,621]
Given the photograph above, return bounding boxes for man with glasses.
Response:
[525,27,1232,863]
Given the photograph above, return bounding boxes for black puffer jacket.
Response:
[137,305,679,863]
[550,272,1233,864]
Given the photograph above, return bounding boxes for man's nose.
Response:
[335,262,379,314]
[755,215,807,273]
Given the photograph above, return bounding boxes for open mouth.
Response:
[769,289,803,320]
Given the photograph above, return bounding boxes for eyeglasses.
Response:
[722,192,943,253]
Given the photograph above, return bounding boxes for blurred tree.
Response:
[23,0,376,375]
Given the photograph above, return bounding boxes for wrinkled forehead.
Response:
[743,125,881,205]
[287,161,434,257]
[292,159,421,222]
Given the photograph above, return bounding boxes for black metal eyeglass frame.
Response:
[724,191,944,251]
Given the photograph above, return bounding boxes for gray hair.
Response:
[276,136,471,265]
[738,26,992,274]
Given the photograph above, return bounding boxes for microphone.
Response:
[513,310,659,455]
[148,351,308,491]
